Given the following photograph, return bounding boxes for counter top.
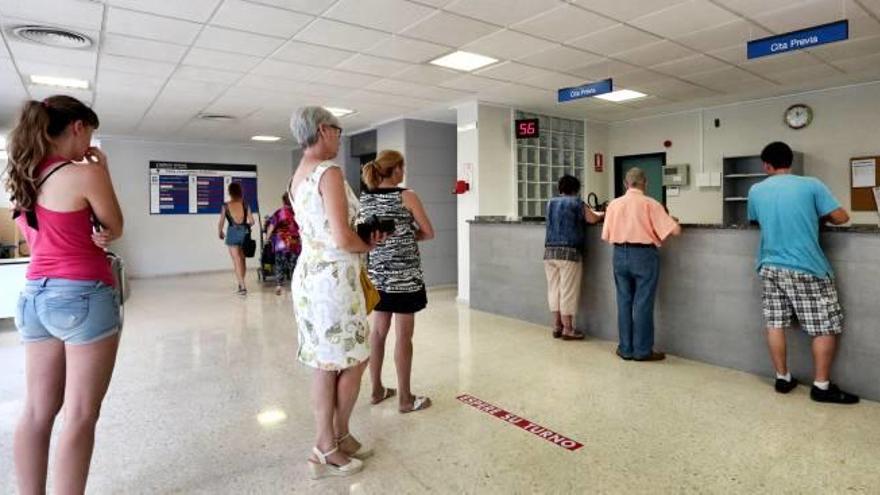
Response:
[0,257,30,265]
[468,217,880,233]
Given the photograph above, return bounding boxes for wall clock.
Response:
[785,104,813,129]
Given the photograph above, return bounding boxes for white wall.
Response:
[477,105,516,217]
[456,102,478,302]
[608,81,880,225]
[101,137,294,278]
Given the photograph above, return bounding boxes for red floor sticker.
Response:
[457,394,584,452]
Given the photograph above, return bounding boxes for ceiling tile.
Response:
[739,51,822,74]
[511,4,617,43]
[161,77,230,101]
[104,0,223,22]
[182,48,262,72]
[445,0,564,27]
[106,7,202,44]
[675,20,769,52]
[477,82,554,106]
[211,0,314,38]
[28,86,93,104]
[765,63,842,83]
[98,54,177,79]
[102,34,187,63]
[323,0,436,33]
[437,74,507,91]
[629,79,717,100]
[650,54,731,76]
[250,59,321,81]
[570,0,690,22]
[516,45,602,72]
[613,70,672,88]
[520,71,585,91]
[709,43,750,65]
[859,0,880,17]
[294,19,391,52]
[243,0,337,15]
[0,0,103,30]
[753,0,873,38]
[683,66,774,92]
[391,65,461,84]
[613,40,696,66]
[7,40,97,69]
[567,58,640,80]
[272,40,356,67]
[316,69,382,88]
[810,35,880,63]
[367,78,470,101]
[711,0,808,17]
[568,24,660,56]
[335,54,413,76]
[401,11,497,47]
[834,51,880,74]
[96,69,166,97]
[195,26,287,56]
[630,1,740,39]
[175,66,243,84]
[462,30,556,60]
[366,36,450,62]
[474,61,559,82]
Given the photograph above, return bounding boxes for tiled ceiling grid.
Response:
[0,0,879,143]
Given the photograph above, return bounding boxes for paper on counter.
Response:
[852,159,876,188]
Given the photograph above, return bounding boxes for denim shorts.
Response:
[15,278,121,345]
[225,224,249,246]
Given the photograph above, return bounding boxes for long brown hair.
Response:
[3,95,99,211]
[361,149,404,191]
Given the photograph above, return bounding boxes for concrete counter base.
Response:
[470,224,880,401]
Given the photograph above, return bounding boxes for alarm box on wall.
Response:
[662,164,690,187]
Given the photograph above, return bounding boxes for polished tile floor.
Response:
[1,272,879,494]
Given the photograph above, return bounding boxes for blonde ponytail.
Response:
[361,149,404,191]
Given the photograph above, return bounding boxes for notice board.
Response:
[850,156,879,211]
[149,161,258,215]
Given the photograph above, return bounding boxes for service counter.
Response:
[469,219,880,400]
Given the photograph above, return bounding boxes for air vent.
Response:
[12,25,93,50]
[198,114,237,122]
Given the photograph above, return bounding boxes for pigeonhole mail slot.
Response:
[663,164,690,187]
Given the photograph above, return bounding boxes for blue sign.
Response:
[747,20,848,59]
[558,78,612,103]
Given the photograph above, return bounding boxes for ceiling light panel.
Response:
[30,75,89,89]
[594,89,648,102]
[430,51,498,72]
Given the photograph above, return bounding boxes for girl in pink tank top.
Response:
[3,95,124,494]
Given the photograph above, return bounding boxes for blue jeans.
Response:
[612,245,660,359]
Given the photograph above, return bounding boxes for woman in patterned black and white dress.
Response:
[359,150,435,414]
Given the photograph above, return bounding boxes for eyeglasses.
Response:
[326,124,342,136]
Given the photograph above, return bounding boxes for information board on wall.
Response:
[149,161,258,215]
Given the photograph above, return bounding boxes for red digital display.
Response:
[515,118,539,139]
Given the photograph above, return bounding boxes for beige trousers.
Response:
[544,260,583,316]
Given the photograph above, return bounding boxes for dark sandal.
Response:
[371,387,397,405]
[561,330,586,341]
[553,327,563,339]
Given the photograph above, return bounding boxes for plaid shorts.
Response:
[759,266,843,336]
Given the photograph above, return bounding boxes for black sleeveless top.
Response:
[358,188,424,293]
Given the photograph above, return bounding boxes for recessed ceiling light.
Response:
[325,107,355,118]
[595,89,647,102]
[251,135,281,142]
[430,51,498,72]
[30,75,89,90]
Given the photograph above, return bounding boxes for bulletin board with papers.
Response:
[850,156,879,211]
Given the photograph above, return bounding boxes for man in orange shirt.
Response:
[601,168,681,361]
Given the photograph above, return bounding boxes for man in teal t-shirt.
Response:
[747,141,858,405]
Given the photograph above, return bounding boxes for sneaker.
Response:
[810,383,859,404]
[774,377,799,394]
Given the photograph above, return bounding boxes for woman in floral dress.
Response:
[287,106,385,480]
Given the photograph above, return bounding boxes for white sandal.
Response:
[308,446,363,480]
[400,396,432,414]
[337,433,374,460]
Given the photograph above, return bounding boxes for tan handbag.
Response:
[360,267,380,314]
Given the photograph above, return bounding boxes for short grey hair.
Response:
[625,167,647,187]
[290,106,341,148]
